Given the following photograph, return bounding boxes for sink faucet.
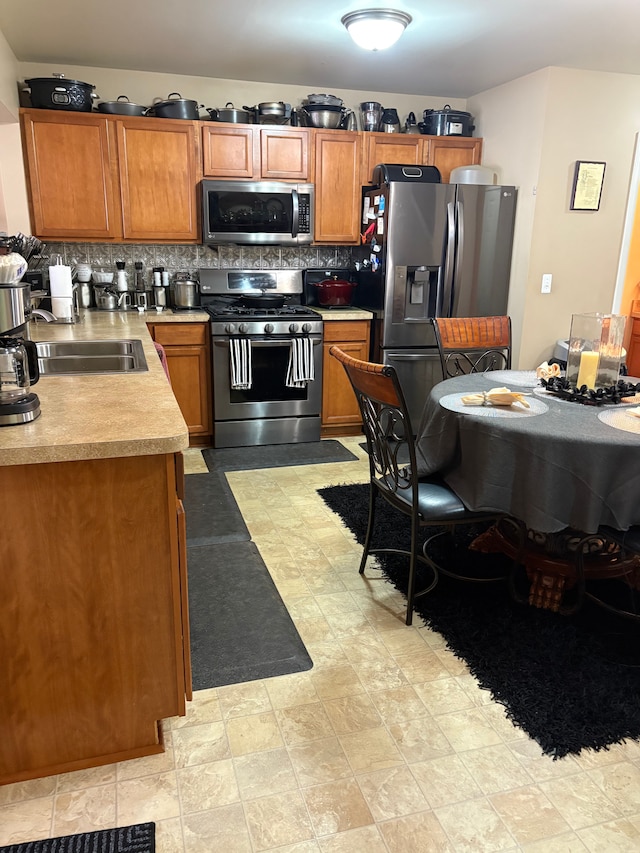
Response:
[30,308,58,322]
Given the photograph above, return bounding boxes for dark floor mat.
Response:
[184,471,250,545]
[0,823,154,853]
[187,540,313,689]
[202,439,357,473]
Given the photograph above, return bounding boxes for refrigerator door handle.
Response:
[454,200,464,314]
[441,201,456,316]
[291,189,300,237]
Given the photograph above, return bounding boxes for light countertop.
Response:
[0,305,372,467]
[0,309,194,467]
[310,307,373,320]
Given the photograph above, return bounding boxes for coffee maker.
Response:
[0,241,41,425]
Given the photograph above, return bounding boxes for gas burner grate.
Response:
[202,303,318,321]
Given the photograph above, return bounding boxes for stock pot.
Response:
[207,103,253,123]
[97,95,148,116]
[150,93,203,120]
[314,276,357,307]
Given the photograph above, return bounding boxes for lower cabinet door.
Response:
[149,323,213,445]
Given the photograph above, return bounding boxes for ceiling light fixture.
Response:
[341,8,412,51]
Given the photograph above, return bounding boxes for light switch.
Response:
[541,274,552,294]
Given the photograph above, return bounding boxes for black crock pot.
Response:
[24,75,98,112]
[420,105,475,137]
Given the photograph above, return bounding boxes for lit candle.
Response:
[576,350,599,389]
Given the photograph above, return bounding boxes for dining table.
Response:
[414,370,640,611]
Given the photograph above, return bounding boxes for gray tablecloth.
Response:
[415,372,640,533]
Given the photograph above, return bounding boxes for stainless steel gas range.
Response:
[199,269,323,448]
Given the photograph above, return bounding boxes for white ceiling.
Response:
[1,0,640,98]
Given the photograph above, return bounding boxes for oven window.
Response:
[207,190,292,234]
[229,344,307,402]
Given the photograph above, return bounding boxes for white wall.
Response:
[468,69,549,367]
[0,29,30,234]
[471,67,640,369]
[521,67,640,367]
[18,62,467,124]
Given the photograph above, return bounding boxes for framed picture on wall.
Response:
[570,161,606,211]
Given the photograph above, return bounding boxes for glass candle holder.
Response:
[566,313,626,389]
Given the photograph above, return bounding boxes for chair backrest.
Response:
[329,346,417,496]
[433,316,512,379]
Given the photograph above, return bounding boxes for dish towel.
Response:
[230,337,252,389]
[286,336,315,388]
[153,341,171,383]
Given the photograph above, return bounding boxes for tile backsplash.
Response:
[44,243,354,276]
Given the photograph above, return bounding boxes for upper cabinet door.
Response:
[425,137,483,183]
[313,130,362,245]
[362,134,427,184]
[201,125,311,181]
[260,128,312,181]
[117,118,199,242]
[201,125,259,179]
[20,110,120,240]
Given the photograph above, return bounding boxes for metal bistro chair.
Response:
[329,345,505,626]
[433,316,512,379]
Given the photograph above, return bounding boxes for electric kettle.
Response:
[0,335,41,425]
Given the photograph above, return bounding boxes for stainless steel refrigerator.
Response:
[355,164,517,426]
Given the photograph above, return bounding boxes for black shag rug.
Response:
[0,823,154,853]
[318,482,640,759]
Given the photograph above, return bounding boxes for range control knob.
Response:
[225,323,236,335]
[238,323,250,335]
[264,323,274,334]
[289,323,299,334]
[302,323,312,334]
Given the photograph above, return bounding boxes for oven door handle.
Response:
[291,189,300,238]
[213,337,322,347]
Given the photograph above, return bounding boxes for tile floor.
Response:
[2,437,640,851]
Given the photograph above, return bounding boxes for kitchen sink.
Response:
[36,338,148,375]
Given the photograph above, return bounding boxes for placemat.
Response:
[486,370,540,388]
[439,392,548,418]
[598,407,640,434]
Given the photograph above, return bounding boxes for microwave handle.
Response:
[291,189,299,237]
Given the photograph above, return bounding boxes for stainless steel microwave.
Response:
[201,180,314,246]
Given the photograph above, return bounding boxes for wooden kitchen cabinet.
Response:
[361,132,483,185]
[116,117,200,241]
[148,322,213,446]
[0,452,190,784]
[362,133,427,184]
[321,319,371,435]
[425,137,483,183]
[20,109,119,240]
[20,109,200,242]
[314,130,362,244]
[201,124,312,181]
